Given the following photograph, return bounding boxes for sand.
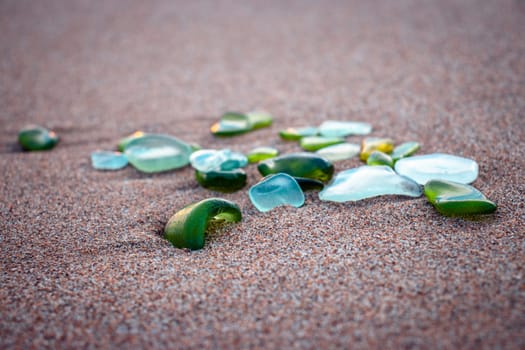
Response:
[1,0,524,348]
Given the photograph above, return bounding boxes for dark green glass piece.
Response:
[424,179,497,216]
[18,125,59,151]
[391,141,420,162]
[295,177,325,191]
[367,151,394,167]
[258,152,334,182]
[164,198,242,250]
[195,169,247,192]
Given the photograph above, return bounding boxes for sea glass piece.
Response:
[117,131,146,152]
[190,149,247,172]
[318,120,372,137]
[394,153,478,185]
[210,111,272,136]
[319,165,422,202]
[367,151,393,167]
[360,137,394,161]
[247,147,279,163]
[424,179,497,216]
[315,143,360,162]
[249,173,305,212]
[195,169,247,193]
[246,110,273,129]
[258,153,334,182]
[391,141,420,162]
[124,134,192,173]
[164,198,242,250]
[18,125,59,151]
[279,126,318,141]
[300,136,345,151]
[91,151,128,170]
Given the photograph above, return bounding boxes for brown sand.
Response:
[1,0,524,348]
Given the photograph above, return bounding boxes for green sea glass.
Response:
[391,141,420,162]
[124,134,193,173]
[18,125,59,151]
[367,151,394,167]
[279,127,318,141]
[247,147,279,163]
[315,143,360,162]
[258,153,334,182]
[117,131,146,152]
[164,198,242,250]
[295,177,325,191]
[210,111,272,136]
[424,179,497,216]
[300,136,345,152]
[360,137,394,161]
[195,169,247,192]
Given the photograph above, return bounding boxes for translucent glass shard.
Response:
[315,143,360,162]
[394,153,478,185]
[190,149,247,172]
[319,165,422,202]
[318,120,372,137]
[249,173,305,212]
[91,151,128,170]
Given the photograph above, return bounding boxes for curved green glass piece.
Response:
[279,126,318,141]
[164,198,242,250]
[424,179,497,216]
[258,152,334,182]
[246,111,273,129]
[360,137,394,161]
[195,169,247,192]
[300,136,345,152]
[367,151,394,167]
[117,131,147,152]
[391,141,420,162]
[18,125,59,151]
[211,111,273,137]
[124,134,193,173]
[247,146,279,163]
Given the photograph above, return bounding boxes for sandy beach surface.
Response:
[1,0,524,348]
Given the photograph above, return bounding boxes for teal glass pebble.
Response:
[249,173,305,212]
[91,151,128,170]
[391,141,420,162]
[190,149,247,172]
[124,134,193,173]
[315,143,360,162]
[279,126,318,141]
[247,146,279,163]
[424,179,497,216]
[318,120,372,137]
[18,125,59,151]
[195,169,247,193]
[300,136,345,152]
[367,151,394,167]
[319,165,422,202]
[394,153,478,185]
[258,152,334,182]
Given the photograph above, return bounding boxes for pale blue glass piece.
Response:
[91,151,128,170]
[249,173,305,212]
[394,153,478,185]
[315,143,360,162]
[318,120,372,137]
[190,149,247,172]
[124,134,193,173]
[319,165,422,202]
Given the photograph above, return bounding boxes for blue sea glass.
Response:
[91,151,128,170]
[318,120,372,137]
[124,134,193,173]
[190,149,247,172]
[319,165,422,202]
[394,153,478,185]
[249,173,305,212]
